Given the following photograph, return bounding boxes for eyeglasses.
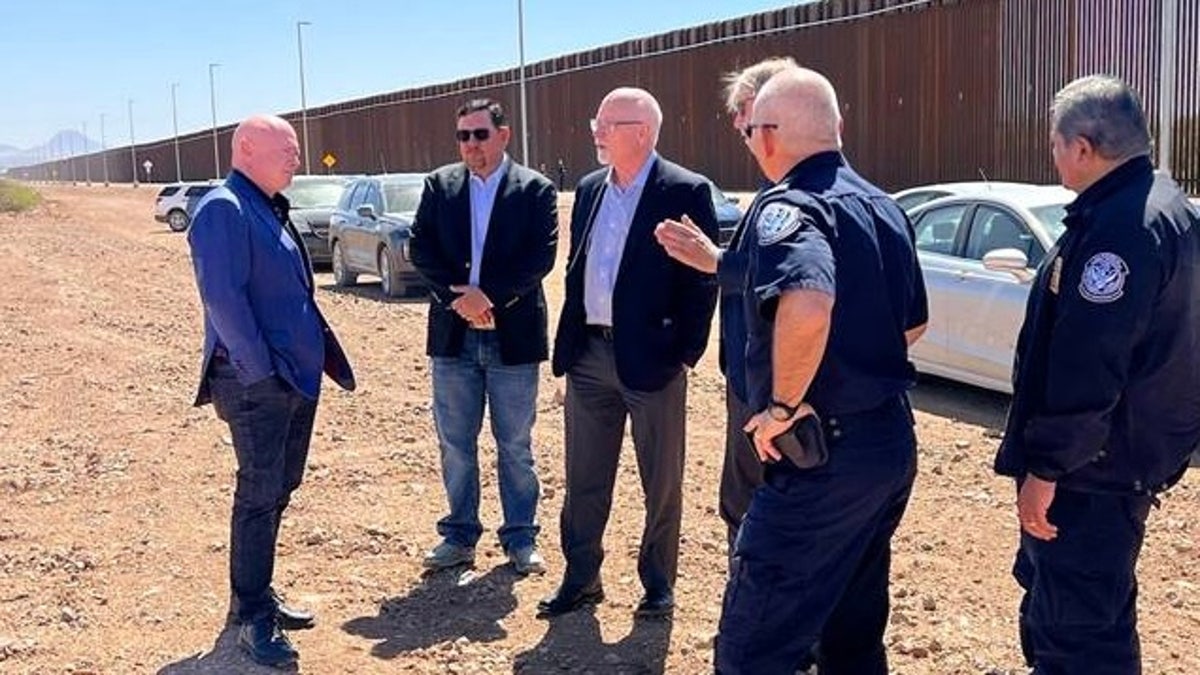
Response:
[589,118,644,134]
[455,128,491,143]
[742,123,779,140]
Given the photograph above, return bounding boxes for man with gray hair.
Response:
[995,74,1200,674]
[657,56,797,559]
[713,66,927,673]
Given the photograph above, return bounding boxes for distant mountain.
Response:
[0,130,102,171]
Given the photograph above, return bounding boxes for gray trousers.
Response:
[559,335,687,596]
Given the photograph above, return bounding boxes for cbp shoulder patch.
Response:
[1078,252,1128,303]
[756,202,803,245]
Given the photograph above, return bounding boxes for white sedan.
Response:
[902,183,1075,393]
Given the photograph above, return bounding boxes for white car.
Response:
[153,181,220,232]
[903,183,1075,393]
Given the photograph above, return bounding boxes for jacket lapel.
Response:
[480,163,515,267]
[245,193,311,291]
[614,157,661,288]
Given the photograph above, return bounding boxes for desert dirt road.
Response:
[1,183,1198,674]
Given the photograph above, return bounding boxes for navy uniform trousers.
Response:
[1013,487,1154,674]
[715,396,916,675]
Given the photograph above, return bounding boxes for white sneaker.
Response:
[507,545,546,576]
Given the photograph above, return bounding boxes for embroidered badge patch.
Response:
[1078,252,1128,303]
[756,202,803,246]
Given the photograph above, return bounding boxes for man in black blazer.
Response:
[539,87,718,619]
[409,99,558,576]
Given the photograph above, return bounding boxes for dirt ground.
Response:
[0,183,1197,675]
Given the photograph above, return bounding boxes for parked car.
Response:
[283,175,352,266]
[327,173,426,297]
[707,180,744,245]
[892,180,1047,214]
[154,181,219,232]
[903,183,1075,393]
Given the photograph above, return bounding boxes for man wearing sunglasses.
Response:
[409,98,559,576]
[713,67,927,674]
[541,87,718,620]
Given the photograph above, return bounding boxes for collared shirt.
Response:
[741,151,927,415]
[468,154,510,286]
[584,152,657,326]
[995,155,1200,495]
[232,169,310,290]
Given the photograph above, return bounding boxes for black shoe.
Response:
[634,590,674,619]
[272,589,316,631]
[237,617,298,668]
[536,583,604,618]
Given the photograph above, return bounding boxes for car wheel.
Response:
[332,241,357,287]
[167,210,189,232]
[379,247,405,298]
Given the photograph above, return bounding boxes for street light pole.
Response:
[1159,0,1178,174]
[516,0,529,166]
[128,98,138,187]
[209,62,221,179]
[297,20,313,175]
[100,113,110,186]
[82,121,91,185]
[171,83,182,182]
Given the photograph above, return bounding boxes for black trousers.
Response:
[715,396,916,675]
[559,336,687,597]
[718,382,761,558]
[209,357,318,623]
[1014,486,1153,675]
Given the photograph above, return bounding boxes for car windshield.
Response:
[1030,204,1068,241]
[382,181,424,215]
[285,180,346,209]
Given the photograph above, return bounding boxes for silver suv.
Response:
[154,182,219,232]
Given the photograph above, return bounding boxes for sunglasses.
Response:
[455,128,491,143]
[742,123,779,140]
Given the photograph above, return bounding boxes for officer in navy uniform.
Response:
[994,75,1200,674]
[712,67,928,674]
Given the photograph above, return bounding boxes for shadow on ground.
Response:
[341,564,519,660]
[910,374,1009,433]
[513,610,672,674]
[156,623,297,674]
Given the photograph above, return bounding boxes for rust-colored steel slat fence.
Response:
[16,0,1199,195]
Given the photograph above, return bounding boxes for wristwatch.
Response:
[768,398,801,422]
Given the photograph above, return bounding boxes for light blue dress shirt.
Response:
[584,152,657,326]
[468,154,509,287]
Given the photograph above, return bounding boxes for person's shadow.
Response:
[156,622,297,674]
[513,610,673,674]
[341,564,518,660]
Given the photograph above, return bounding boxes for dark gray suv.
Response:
[327,173,426,298]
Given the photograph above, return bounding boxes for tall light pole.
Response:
[128,98,139,187]
[100,113,110,186]
[171,83,182,182]
[296,20,313,175]
[209,62,221,179]
[69,129,77,184]
[82,121,91,185]
[516,0,529,166]
[1159,0,1178,174]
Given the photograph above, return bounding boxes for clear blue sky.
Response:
[0,0,799,151]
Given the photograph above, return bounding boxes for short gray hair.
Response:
[722,57,797,114]
[1051,75,1151,161]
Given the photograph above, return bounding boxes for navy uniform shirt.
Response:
[740,151,927,415]
[995,156,1200,495]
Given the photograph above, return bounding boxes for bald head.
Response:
[592,87,664,183]
[748,67,842,179]
[231,114,300,195]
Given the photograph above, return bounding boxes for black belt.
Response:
[586,324,614,341]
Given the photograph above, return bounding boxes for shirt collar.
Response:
[1064,154,1152,227]
[469,154,510,188]
[606,151,658,194]
[780,150,844,187]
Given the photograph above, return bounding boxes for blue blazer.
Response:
[552,156,719,392]
[188,170,355,404]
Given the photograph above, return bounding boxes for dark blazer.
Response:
[188,170,355,405]
[552,155,719,391]
[409,159,559,365]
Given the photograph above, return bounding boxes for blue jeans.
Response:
[431,329,540,551]
[208,356,318,624]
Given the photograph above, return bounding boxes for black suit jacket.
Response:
[409,159,558,365]
[552,156,719,391]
